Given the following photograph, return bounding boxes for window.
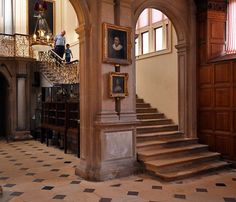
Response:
[226,0,236,54]
[142,32,149,54]
[135,8,171,57]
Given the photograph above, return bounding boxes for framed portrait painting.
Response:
[109,72,128,98]
[28,0,55,35]
[103,23,132,65]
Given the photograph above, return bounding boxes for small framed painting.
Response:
[109,72,129,97]
[103,23,132,65]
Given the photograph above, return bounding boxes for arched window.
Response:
[226,0,236,54]
[135,8,171,57]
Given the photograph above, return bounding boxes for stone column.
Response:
[17,75,27,130]
[75,0,138,181]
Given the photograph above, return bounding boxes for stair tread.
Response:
[139,118,171,122]
[138,143,206,156]
[145,152,220,167]
[155,160,229,179]
[137,124,178,129]
[137,112,164,115]
[137,131,182,137]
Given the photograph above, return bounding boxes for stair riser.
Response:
[157,163,230,182]
[136,103,151,108]
[139,120,172,126]
[137,133,183,142]
[137,114,165,119]
[137,126,178,134]
[138,146,207,162]
[136,99,144,103]
[136,108,158,113]
[137,139,198,152]
[146,155,220,173]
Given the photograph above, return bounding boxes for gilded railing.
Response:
[39,51,79,84]
[0,33,33,57]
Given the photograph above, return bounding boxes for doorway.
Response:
[0,73,9,139]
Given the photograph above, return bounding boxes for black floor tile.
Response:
[43,164,51,167]
[232,178,236,181]
[196,188,208,192]
[4,184,16,188]
[56,157,64,160]
[9,159,17,162]
[60,174,70,177]
[110,184,121,187]
[99,198,112,202]
[33,179,45,183]
[216,183,226,187]
[70,181,81,184]
[83,188,95,193]
[174,194,186,199]
[42,186,54,190]
[64,161,72,164]
[26,173,36,176]
[224,197,236,202]
[127,191,139,196]
[20,168,29,171]
[152,185,162,190]
[49,154,56,156]
[10,192,23,196]
[36,160,44,163]
[51,169,60,172]
[53,195,66,200]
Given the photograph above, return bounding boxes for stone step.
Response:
[137,138,199,152]
[138,118,173,126]
[136,103,151,108]
[136,98,145,103]
[137,124,178,134]
[155,160,230,181]
[145,152,220,173]
[138,143,207,161]
[136,108,158,113]
[137,113,165,120]
[137,131,183,142]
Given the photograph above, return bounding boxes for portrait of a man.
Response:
[103,23,132,65]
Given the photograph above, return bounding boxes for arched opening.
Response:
[0,73,9,139]
[135,8,179,124]
[133,1,197,137]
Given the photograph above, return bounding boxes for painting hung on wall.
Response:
[28,0,54,35]
[109,72,128,97]
[103,23,132,65]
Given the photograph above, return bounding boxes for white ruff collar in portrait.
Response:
[112,44,123,51]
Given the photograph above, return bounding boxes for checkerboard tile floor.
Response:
[0,140,236,202]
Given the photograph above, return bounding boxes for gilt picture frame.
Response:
[109,72,129,98]
[103,23,132,65]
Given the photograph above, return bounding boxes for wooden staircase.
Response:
[136,97,230,181]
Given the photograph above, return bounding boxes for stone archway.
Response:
[0,64,13,140]
[133,0,197,138]
[0,73,9,139]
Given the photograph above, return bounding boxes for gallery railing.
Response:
[0,33,33,57]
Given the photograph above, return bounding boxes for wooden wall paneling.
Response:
[214,62,231,84]
[207,11,226,60]
[215,135,233,158]
[215,88,230,108]
[215,110,231,132]
[199,65,213,85]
